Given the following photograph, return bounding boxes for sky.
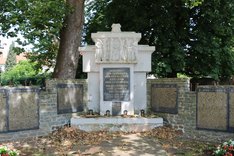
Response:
[0,36,13,58]
[0,36,13,48]
[0,35,32,55]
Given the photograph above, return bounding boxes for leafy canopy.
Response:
[0,0,68,70]
[1,0,234,80]
[85,0,234,80]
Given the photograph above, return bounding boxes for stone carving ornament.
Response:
[94,24,139,63]
[95,37,138,63]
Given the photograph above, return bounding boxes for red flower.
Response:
[225,152,233,156]
[229,145,234,151]
[224,145,228,150]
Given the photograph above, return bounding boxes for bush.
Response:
[214,140,234,156]
[1,60,51,86]
[1,60,39,81]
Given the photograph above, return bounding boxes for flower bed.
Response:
[0,146,18,156]
[214,140,234,156]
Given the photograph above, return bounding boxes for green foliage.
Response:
[0,146,18,156]
[84,0,112,44]
[1,0,234,80]
[186,0,234,80]
[0,60,46,86]
[85,0,234,80]
[5,42,16,71]
[177,73,190,78]
[85,0,190,78]
[0,0,68,70]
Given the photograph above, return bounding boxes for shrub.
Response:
[1,60,39,82]
[1,60,51,86]
[214,140,234,156]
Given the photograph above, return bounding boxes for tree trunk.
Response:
[52,0,84,78]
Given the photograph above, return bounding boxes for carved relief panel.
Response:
[92,24,140,63]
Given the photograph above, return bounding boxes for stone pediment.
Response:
[91,24,141,64]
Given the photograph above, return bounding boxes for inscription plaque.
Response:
[57,84,83,114]
[112,102,121,116]
[8,89,39,131]
[103,68,130,101]
[151,84,178,114]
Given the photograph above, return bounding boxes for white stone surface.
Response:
[111,23,121,32]
[134,72,147,113]
[135,46,155,72]
[79,24,155,115]
[92,37,140,63]
[71,117,163,132]
[87,72,100,112]
[72,117,163,124]
[79,46,99,72]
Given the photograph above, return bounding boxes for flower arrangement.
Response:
[214,140,234,156]
[0,146,18,156]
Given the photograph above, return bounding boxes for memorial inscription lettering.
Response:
[103,68,130,101]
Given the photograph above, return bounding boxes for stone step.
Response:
[71,117,163,132]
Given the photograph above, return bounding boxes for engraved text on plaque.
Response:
[103,68,130,101]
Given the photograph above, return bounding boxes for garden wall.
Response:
[0,78,233,142]
[0,79,87,141]
[147,78,191,132]
[148,78,234,142]
[0,87,40,133]
[39,79,87,131]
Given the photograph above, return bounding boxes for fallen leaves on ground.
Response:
[0,126,131,155]
[49,126,118,145]
[0,126,217,156]
[141,125,216,156]
[141,125,183,139]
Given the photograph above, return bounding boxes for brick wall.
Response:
[1,78,233,142]
[0,79,87,141]
[147,78,190,132]
[148,78,233,142]
[39,79,87,131]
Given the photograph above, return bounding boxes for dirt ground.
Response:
[0,126,217,156]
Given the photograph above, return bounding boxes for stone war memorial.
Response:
[0,24,233,142]
[80,23,154,115]
[71,24,163,131]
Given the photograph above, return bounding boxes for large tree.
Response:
[0,0,85,78]
[1,0,233,80]
[186,0,234,80]
[53,0,84,78]
[85,0,234,80]
[85,0,191,77]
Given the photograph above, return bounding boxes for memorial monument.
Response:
[79,24,155,115]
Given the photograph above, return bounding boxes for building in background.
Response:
[0,39,8,72]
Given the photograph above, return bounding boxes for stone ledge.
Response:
[71,117,163,132]
[0,129,50,142]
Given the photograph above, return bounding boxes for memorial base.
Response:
[70,117,163,132]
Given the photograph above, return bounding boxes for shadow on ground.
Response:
[77,133,168,156]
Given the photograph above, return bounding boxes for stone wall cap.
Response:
[138,45,155,51]
[91,32,141,39]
